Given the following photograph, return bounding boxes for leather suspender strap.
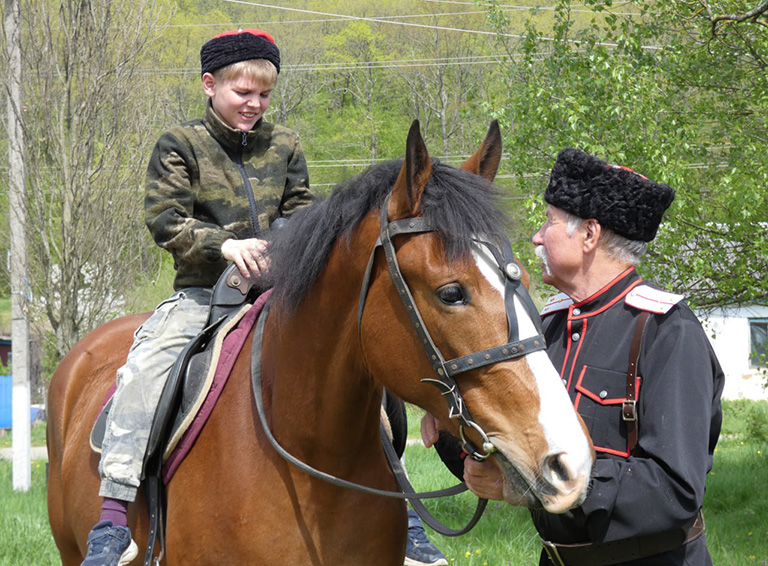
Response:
[624,311,650,454]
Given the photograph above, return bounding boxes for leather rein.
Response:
[251,196,547,535]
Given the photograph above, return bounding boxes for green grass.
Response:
[0,460,58,566]
[402,431,768,566]
[404,402,768,565]
[0,422,48,449]
[0,405,766,565]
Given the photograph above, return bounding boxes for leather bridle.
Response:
[357,195,547,460]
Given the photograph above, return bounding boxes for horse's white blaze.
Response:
[472,244,592,490]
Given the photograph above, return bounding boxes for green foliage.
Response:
[745,402,768,444]
[0,298,10,337]
[324,21,388,63]
[704,435,768,564]
[479,0,768,307]
[725,399,768,444]
[122,251,178,314]
[0,461,57,566]
[0,423,47,449]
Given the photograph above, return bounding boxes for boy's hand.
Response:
[221,238,270,279]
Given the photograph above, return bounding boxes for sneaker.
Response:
[405,522,448,566]
[81,520,139,566]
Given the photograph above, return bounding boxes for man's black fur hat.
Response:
[201,29,280,76]
[544,148,675,242]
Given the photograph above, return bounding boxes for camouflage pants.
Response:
[98,287,212,501]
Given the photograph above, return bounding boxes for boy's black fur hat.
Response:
[201,29,280,75]
[544,148,675,242]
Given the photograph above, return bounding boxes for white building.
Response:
[697,305,768,400]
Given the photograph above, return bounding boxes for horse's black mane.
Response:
[266,158,511,313]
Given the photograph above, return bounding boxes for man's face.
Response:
[203,73,273,132]
[531,206,585,291]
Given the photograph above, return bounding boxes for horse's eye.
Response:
[437,284,467,306]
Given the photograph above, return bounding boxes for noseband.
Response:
[358,195,547,460]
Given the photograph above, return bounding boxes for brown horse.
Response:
[47,121,594,565]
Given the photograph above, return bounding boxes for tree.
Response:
[2,0,172,361]
[703,0,768,33]
[478,0,768,308]
[324,21,389,161]
[395,16,488,158]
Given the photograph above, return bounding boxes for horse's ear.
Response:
[389,120,431,220]
[461,120,502,181]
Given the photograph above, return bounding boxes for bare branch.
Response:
[711,0,768,35]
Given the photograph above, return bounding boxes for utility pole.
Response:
[5,0,31,491]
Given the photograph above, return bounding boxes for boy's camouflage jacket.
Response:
[145,103,313,290]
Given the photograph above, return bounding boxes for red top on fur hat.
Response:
[210,29,275,43]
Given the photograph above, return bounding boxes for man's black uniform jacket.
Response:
[531,267,725,565]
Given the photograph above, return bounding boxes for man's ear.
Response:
[202,72,216,98]
[582,219,602,253]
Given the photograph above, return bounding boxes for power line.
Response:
[135,53,544,75]
[421,0,642,17]
[167,11,486,28]
[219,0,664,50]
[289,54,506,72]
[220,0,499,36]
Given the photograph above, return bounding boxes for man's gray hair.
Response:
[563,210,647,265]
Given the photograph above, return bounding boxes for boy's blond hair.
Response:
[214,59,277,87]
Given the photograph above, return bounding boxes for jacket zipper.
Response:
[237,131,261,236]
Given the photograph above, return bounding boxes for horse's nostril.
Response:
[546,453,572,484]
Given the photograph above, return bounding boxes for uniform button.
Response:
[572,308,581,316]
[562,378,567,386]
[599,390,608,399]
[571,332,580,342]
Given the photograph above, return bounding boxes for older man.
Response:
[425,148,725,566]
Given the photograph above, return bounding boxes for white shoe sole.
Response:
[118,540,139,566]
[404,557,448,566]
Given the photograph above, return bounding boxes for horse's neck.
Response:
[264,227,383,466]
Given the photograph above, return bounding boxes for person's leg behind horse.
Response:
[382,392,447,566]
[403,458,448,566]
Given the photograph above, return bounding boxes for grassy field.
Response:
[1,404,766,565]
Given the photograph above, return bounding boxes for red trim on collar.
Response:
[569,267,642,319]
